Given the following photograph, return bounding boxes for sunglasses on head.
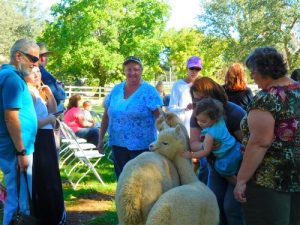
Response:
[19,51,39,63]
[189,67,201,71]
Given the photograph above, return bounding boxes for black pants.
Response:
[112,145,148,180]
[243,182,300,225]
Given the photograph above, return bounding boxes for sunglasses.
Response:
[189,67,201,71]
[19,51,39,63]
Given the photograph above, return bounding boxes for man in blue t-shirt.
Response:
[37,43,66,111]
[0,39,38,225]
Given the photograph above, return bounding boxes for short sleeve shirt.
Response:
[0,64,37,155]
[64,107,84,133]
[191,101,246,139]
[202,118,237,157]
[241,84,300,192]
[105,81,162,150]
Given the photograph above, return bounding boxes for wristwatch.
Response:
[16,149,26,156]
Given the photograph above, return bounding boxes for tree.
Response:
[160,28,229,82]
[0,0,46,62]
[199,0,300,71]
[39,0,169,86]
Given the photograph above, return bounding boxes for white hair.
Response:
[10,39,39,63]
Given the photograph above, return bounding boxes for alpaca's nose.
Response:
[149,143,154,151]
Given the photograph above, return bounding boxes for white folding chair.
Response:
[58,121,105,189]
[58,121,93,168]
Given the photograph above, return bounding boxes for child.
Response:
[82,101,94,122]
[182,98,242,182]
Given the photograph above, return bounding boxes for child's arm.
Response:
[181,133,214,159]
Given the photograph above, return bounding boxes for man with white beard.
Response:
[0,39,39,225]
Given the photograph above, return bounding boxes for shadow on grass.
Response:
[66,191,117,225]
[61,155,118,225]
[85,210,118,225]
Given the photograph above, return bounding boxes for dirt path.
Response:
[66,192,114,225]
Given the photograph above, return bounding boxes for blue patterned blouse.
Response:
[105,81,162,150]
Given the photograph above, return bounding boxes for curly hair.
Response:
[245,47,287,79]
[224,63,247,91]
[194,98,224,121]
[191,77,228,104]
[67,94,82,110]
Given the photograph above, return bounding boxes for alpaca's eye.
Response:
[162,142,168,145]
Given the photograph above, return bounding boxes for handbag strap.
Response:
[16,167,34,215]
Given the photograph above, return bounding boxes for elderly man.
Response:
[38,42,66,111]
[0,39,38,225]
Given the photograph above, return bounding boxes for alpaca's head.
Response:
[156,111,183,132]
[149,125,186,160]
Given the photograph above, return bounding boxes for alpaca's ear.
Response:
[162,121,171,130]
[175,124,182,135]
[158,107,166,119]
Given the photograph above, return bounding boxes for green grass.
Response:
[0,150,118,225]
[0,106,118,224]
[60,148,118,225]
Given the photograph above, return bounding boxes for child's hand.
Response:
[181,151,192,159]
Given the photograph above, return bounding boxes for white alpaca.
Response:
[115,112,191,225]
[146,125,219,225]
[115,151,180,225]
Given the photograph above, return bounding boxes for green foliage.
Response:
[160,28,229,82]
[0,0,45,62]
[199,0,300,71]
[39,0,170,86]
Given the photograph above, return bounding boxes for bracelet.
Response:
[16,149,26,156]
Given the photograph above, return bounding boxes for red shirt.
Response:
[64,107,83,133]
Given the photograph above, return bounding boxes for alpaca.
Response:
[115,111,189,225]
[115,152,180,225]
[146,125,219,225]
[155,109,190,150]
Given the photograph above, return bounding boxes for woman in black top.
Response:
[223,63,253,110]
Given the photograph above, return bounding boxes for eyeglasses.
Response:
[189,67,201,71]
[18,51,39,63]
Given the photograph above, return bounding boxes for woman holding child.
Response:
[189,77,246,225]
[25,67,66,225]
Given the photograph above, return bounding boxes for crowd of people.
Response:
[0,38,299,225]
[0,39,66,225]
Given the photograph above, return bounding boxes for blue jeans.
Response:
[112,145,148,180]
[208,165,245,225]
[0,147,33,225]
[75,127,99,146]
[198,157,209,184]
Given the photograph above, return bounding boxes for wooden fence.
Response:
[65,82,258,105]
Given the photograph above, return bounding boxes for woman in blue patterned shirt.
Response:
[98,56,162,179]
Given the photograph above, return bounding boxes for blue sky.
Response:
[40,0,202,29]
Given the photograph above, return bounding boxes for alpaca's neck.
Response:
[173,155,198,184]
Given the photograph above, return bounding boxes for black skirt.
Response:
[32,129,66,225]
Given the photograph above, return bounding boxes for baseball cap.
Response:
[187,56,202,69]
[37,42,51,55]
[123,56,143,69]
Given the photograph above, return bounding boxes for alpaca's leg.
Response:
[146,203,171,225]
[116,180,143,225]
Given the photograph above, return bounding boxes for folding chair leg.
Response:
[90,159,105,185]
[60,151,74,168]
[71,158,105,189]
[66,161,81,176]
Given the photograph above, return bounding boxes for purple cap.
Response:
[187,56,202,69]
